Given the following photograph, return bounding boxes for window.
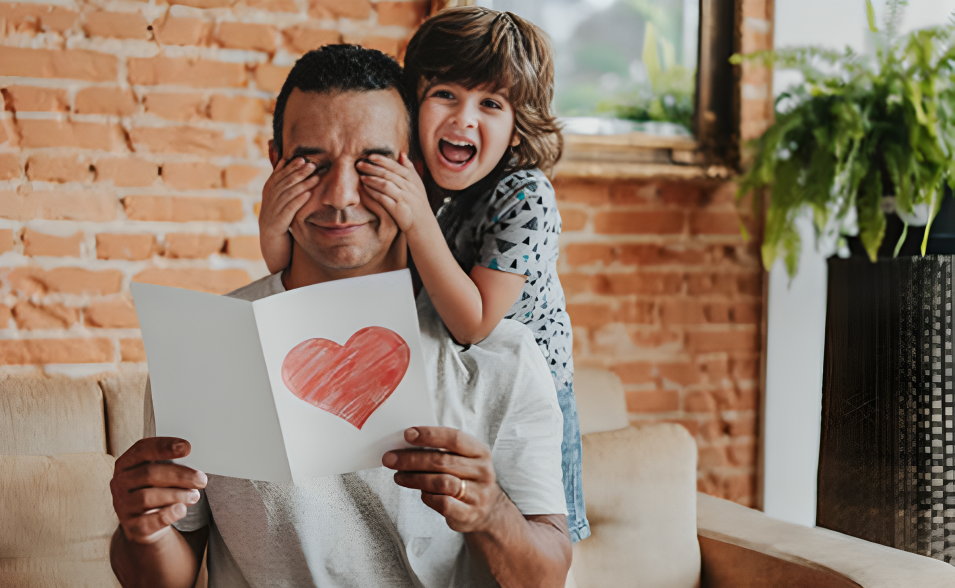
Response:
[476,0,700,138]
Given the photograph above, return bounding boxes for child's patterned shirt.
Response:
[441,168,574,391]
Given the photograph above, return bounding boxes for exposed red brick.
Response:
[703,302,762,324]
[162,162,222,190]
[731,357,760,381]
[728,440,757,467]
[95,233,158,261]
[8,266,123,296]
[74,87,138,116]
[593,211,685,235]
[166,0,238,8]
[737,273,763,296]
[0,190,117,222]
[376,1,428,27]
[616,244,708,266]
[687,273,737,296]
[132,268,251,295]
[12,301,78,330]
[310,0,372,19]
[208,95,267,124]
[84,11,151,40]
[85,297,139,329]
[0,47,116,82]
[690,211,745,236]
[123,195,244,222]
[224,235,262,260]
[128,57,246,89]
[154,17,210,46]
[615,300,655,324]
[660,299,705,326]
[611,362,654,384]
[561,209,587,232]
[282,26,342,53]
[699,446,729,469]
[93,158,157,189]
[22,228,83,257]
[223,165,262,189]
[699,419,729,442]
[143,93,207,122]
[253,63,291,93]
[247,0,299,11]
[0,4,78,33]
[120,338,146,362]
[658,362,701,387]
[728,414,758,437]
[553,179,611,204]
[626,390,679,413]
[163,233,225,258]
[594,272,684,296]
[1,85,68,112]
[685,390,718,413]
[25,153,91,183]
[0,338,114,366]
[686,330,760,353]
[0,304,10,327]
[565,243,614,267]
[17,120,127,151]
[216,22,277,52]
[0,154,20,180]
[343,35,399,57]
[129,126,245,156]
[0,228,13,254]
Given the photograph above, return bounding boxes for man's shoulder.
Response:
[227,273,285,302]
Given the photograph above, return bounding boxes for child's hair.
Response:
[403,6,563,174]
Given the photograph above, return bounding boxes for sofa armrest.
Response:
[696,492,955,588]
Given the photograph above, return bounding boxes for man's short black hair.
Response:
[272,44,416,160]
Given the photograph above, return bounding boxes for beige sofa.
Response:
[2,367,954,587]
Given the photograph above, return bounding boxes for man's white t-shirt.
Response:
[155,272,567,588]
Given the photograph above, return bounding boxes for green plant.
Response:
[733,5,955,276]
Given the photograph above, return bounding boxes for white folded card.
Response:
[131,269,435,484]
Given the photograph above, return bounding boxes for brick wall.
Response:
[554,0,775,507]
[0,0,776,507]
[0,0,427,375]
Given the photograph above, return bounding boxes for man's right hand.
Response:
[110,437,208,545]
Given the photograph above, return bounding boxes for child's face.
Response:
[417,81,521,191]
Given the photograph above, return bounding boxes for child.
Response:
[258,7,590,543]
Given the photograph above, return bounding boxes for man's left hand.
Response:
[382,427,505,534]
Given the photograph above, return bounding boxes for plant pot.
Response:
[846,188,955,259]
[818,255,955,564]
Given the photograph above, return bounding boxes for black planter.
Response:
[847,188,955,259]
[818,255,955,563]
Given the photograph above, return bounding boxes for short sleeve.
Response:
[477,171,561,278]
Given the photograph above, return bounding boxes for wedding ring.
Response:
[454,479,467,501]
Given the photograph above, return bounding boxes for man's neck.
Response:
[281,239,408,291]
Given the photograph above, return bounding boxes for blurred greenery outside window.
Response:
[476,0,700,137]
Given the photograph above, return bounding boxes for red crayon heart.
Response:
[281,327,410,429]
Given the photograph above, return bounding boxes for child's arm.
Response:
[258,157,320,274]
[359,154,526,345]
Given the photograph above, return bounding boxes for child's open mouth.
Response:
[438,138,477,167]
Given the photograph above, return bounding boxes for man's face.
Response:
[275,88,410,276]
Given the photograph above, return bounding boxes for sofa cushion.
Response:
[99,368,149,458]
[0,559,120,588]
[0,454,116,559]
[0,377,106,455]
[573,424,701,588]
[574,369,629,435]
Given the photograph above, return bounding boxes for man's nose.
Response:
[316,162,361,211]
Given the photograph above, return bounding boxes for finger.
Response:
[115,437,191,472]
[123,503,188,544]
[117,487,201,519]
[272,190,312,226]
[420,491,470,519]
[120,461,208,493]
[357,159,410,187]
[403,427,489,459]
[359,175,405,202]
[383,448,482,479]
[272,161,317,195]
[393,472,469,499]
[399,153,419,174]
[263,156,300,192]
[274,173,320,207]
[360,183,400,212]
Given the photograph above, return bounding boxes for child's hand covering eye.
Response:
[357,154,431,237]
[258,157,320,274]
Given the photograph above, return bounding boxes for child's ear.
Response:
[268,140,279,168]
[510,132,522,147]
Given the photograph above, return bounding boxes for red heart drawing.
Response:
[281,327,410,429]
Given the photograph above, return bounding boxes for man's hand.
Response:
[382,426,506,533]
[110,437,208,545]
[357,154,432,237]
[259,157,320,274]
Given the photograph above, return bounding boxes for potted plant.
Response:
[735,4,955,565]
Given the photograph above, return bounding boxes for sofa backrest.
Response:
[0,369,148,588]
[572,369,702,588]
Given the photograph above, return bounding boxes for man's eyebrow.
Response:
[361,147,397,159]
[287,146,326,159]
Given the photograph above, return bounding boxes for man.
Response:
[108,45,572,587]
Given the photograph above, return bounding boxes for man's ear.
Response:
[268,140,279,169]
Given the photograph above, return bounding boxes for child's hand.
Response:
[258,157,319,273]
[357,154,432,236]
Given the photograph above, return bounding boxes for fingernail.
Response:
[187,490,200,504]
[405,428,419,441]
[172,503,187,517]
[382,452,397,467]
[172,441,186,454]
[196,471,208,486]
